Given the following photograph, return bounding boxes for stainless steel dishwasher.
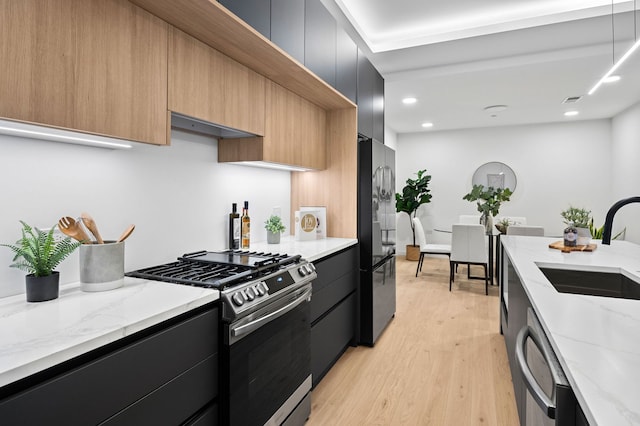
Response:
[515,308,585,425]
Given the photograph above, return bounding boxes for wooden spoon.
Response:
[58,216,92,244]
[80,212,104,244]
[116,224,135,243]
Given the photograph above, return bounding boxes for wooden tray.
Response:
[548,241,597,253]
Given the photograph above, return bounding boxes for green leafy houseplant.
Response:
[560,206,591,228]
[588,218,625,240]
[2,221,81,277]
[463,184,513,217]
[264,215,286,234]
[395,169,432,247]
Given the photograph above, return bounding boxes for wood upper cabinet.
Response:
[168,28,265,136]
[219,81,326,170]
[0,0,169,145]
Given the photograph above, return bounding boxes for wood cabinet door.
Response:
[0,0,168,145]
[168,28,265,136]
[264,81,326,170]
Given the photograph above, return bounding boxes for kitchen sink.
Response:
[539,267,640,300]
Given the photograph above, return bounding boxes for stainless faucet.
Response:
[602,196,640,245]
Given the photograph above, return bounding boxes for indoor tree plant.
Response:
[264,215,286,244]
[395,169,432,261]
[462,184,513,233]
[2,221,81,302]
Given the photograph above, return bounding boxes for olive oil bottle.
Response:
[241,201,250,249]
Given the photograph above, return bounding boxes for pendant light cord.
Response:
[611,0,615,64]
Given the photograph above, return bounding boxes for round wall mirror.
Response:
[472,162,517,192]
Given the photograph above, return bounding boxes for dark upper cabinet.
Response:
[336,26,357,104]
[373,67,384,142]
[271,0,304,63]
[219,0,271,38]
[304,0,336,88]
[357,50,384,142]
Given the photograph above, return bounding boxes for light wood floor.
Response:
[307,257,519,425]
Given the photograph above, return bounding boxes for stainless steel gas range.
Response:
[127,250,317,426]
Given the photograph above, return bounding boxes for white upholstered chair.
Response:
[412,217,451,277]
[506,225,544,236]
[450,224,489,295]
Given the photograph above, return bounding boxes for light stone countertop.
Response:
[246,236,358,262]
[0,236,357,389]
[501,236,640,426]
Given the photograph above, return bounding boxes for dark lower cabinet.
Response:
[0,304,219,426]
[310,245,358,387]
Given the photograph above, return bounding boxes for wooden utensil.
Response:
[58,216,92,244]
[80,212,104,244]
[116,224,135,243]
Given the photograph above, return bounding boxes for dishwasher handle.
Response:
[515,324,556,419]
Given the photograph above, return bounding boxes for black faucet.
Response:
[602,196,640,244]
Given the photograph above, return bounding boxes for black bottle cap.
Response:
[244,201,249,209]
[232,203,237,213]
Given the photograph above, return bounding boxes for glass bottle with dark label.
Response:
[241,201,250,249]
[229,203,240,250]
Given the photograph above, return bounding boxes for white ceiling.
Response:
[323,0,640,133]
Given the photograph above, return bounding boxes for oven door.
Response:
[222,284,312,426]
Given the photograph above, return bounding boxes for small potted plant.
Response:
[2,221,81,302]
[561,206,591,245]
[264,215,286,244]
[395,169,432,261]
[495,218,511,234]
[463,184,513,233]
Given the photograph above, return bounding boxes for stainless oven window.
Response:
[223,295,311,426]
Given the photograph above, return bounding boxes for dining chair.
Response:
[412,217,451,277]
[459,215,481,224]
[506,225,544,236]
[450,224,489,295]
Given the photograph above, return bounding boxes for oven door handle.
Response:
[231,286,312,338]
[515,324,556,419]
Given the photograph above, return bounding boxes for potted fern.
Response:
[264,215,286,244]
[395,169,432,260]
[2,221,81,302]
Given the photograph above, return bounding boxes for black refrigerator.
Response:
[358,135,396,346]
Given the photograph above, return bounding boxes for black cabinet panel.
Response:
[311,293,356,387]
[100,354,218,425]
[336,26,357,103]
[219,0,271,38]
[311,269,357,324]
[313,245,358,293]
[357,50,375,139]
[186,402,219,426]
[271,0,305,63]
[305,0,336,87]
[0,306,219,426]
[373,67,384,142]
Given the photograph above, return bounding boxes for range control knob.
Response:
[307,263,316,272]
[304,264,313,275]
[298,266,308,277]
[231,292,245,306]
[244,287,255,301]
[255,283,266,296]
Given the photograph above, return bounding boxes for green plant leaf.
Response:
[395,169,432,246]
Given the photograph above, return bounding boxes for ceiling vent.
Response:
[562,96,582,104]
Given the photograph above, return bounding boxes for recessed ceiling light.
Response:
[603,75,621,83]
[421,122,434,128]
[564,110,579,117]
[402,97,417,105]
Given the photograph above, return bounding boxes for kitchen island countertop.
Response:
[502,236,640,426]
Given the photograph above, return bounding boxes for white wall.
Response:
[0,129,291,297]
[611,101,640,244]
[395,120,613,251]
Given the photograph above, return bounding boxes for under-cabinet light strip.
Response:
[588,38,640,95]
[0,120,133,150]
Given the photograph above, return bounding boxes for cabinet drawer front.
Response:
[311,270,357,324]
[100,353,218,425]
[0,307,218,426]
[313,246,358,292]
